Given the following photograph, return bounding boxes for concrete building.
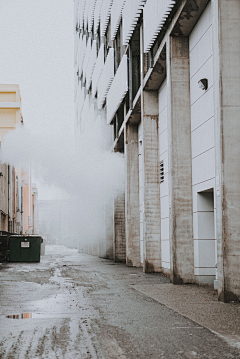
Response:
[74,0,240,302]
[0,84,38,235]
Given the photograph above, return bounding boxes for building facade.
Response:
[0,84,38,235]
[74,0,240,302]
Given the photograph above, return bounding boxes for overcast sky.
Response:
[0,0,75,199]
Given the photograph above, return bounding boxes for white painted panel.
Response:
[160,195,169,219]
[94,0,103,34]
[140,237,144,264]
[143,0,175,53]
[191,117,214,159]
[158,80,167,113]
[194,239,215,267]
[122,0,146,46]
[162,261,170,270]
[194,267,216,276]
[190,57,213,106]
[92,44,104,98]
[100,0,113,37]
[192,147,215,185]
[106,55,128,124]
[98,48,114,109]
[111,0,126,40]
[197,212,215,239]
[161,239,170,264]
[159,128,168,155]
[191,87,213,131]
[193,212,198,240]
[189,2,212,52]
[190,27,213,77]
[160,172,169,198]
[161,218,169,240]
[159,106,167,135]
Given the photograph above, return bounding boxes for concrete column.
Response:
[114,193,126,262]
[125,123,141,267]
[141,91,161,273]
[167,36,194,284]
[212,0,240,302]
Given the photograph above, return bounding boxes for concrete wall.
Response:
[167,35,194,284]
[212,0,240,301]
[125,123,141,267]
[114,193,126,262]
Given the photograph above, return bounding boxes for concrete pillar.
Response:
[167,36,194,284]
[105,197,114,259]
[212,0,240,302]
[141,91,161,273]
[125,123,141,267]
[113,193,126,262]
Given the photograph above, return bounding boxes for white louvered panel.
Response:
[92,44,104,98]
[122,0,146,46]
[88,0,97,33]
[81,93,90,124]
[100,0,113,37]
[86,40,97,90]
[106,55,128,124]
[79,0,86,30]
[111,0,126,40]
[94,0,103,34]
[143,0,175,53]
[82,37,92,83]
[83,0,90,30]
[97,48,114,109]
[78,34,87,76]
[78,85,85,115]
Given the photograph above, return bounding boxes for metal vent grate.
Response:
[160,160,164,183]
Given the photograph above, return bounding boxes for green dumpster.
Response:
[9,235,43,262]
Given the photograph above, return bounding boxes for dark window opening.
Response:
[130,24,141,101]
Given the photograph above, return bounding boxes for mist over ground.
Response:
[0,123,124,249]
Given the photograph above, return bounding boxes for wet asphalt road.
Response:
[0,245,239,359]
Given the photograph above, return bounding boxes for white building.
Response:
[74,0,240,302]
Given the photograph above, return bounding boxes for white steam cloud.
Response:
[0,123,124,250]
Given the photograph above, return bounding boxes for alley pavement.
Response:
[0,245,239,359]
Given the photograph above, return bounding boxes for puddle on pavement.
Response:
[6,312,79,319]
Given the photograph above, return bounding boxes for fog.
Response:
[0,122,125,250]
